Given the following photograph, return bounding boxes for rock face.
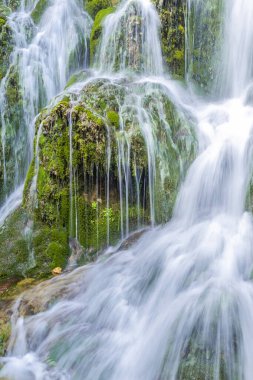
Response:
[0,0,199,280]
[90,0,187,77]
[156,0,186,78]
[23,78,196,275]
[90,6,116,62]
[0,4,13,81]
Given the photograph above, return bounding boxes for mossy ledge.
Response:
[0,78,197,281]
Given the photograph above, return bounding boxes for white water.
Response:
[64,0,179,240]
[0,184,24,226]
[0,0,92,207]
[97,0,163,75]
[65,75,191,240]
[220,0,253,96]
[2,0,253,379]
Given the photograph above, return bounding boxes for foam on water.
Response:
[2,0,253,379]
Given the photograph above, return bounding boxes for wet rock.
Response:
[68,238,84,267]
[117,229,148,251]
[17,267,87,316]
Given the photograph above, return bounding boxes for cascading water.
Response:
[186,0,224,93]
[0,0,92,208]
[63,0,188,242]
[97,0,163,75]
[219,0,253,96]
[2,0,253,379]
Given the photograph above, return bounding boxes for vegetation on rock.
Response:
[31,0,49,24]
[0,4,13,81]
[90,7,116,62]
[186,0,224,92]
[156,0,186,78]
[0,0,199,280]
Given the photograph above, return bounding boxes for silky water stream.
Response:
[1,0,253,379]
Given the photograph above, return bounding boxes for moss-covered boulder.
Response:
[0,0,199,280]
[20,78,196,272]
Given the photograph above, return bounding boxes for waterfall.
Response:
[96,0,163,75]
[3,0,253,379]
[63,0,182,240]
[0,0,92,208]
[186,0,253,97]
[186,0,224,93]
[219,0,253,96]
[91,0,182,232]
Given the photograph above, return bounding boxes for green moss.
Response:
[85,0,112,19]
[158,4,185,78]
[30,225,69,276]
[65,71,88,89]
[23,158,35,205]
[0,12,13,81]
[107,110,120,128]
[27,86,145,255]
[31,0,49,24]
[0,320,11,356]
[90,7,115,63]
[0,208,30,280]
[0,17,6,27]
[86,109,103,126]
[15,78,196,280]
[46,242,67,269]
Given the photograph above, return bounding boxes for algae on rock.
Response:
[90,6,116,63]
[155,0,186,79]
[0,0,199,281]
[21,78,196,272]
[31,0,49,24]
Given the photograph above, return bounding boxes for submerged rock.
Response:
[117,228,148,250]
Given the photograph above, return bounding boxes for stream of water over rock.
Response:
[0,0,92,211]
[2,0,253,378]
